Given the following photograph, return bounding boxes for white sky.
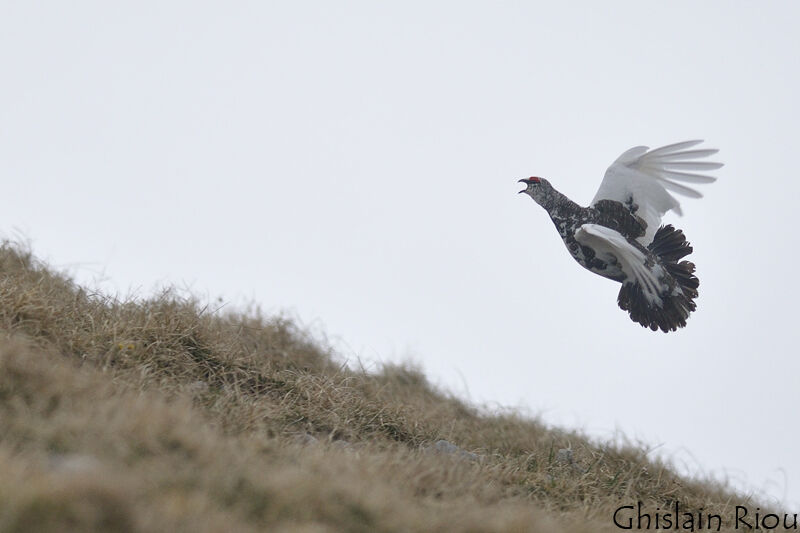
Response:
[3,1,799,507]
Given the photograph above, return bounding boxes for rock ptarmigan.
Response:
[518,140,721,332]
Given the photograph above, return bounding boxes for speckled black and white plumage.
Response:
[519,141,721,333]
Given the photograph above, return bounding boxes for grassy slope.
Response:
[0,244,754,532]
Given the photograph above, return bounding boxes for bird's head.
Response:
[518,177,554,206]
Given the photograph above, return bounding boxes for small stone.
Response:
[556,448,574,465]
[556,448,587,473]
[187,380,209,394]
[49,454,101,473]
[430,440,481,461]
[295,433,319,446]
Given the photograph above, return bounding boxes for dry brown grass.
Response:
[0,243,759,532]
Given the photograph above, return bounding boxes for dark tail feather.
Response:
[648,224,693,262]
[617,225,700,333]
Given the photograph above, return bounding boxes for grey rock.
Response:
[430,439,481,462]
[295,433,319,446]
[48,453,101,473]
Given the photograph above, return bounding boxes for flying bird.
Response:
[518,140,721,332]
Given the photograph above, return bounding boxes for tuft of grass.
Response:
[0,242,764,532]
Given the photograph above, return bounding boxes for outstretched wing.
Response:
[591,140,722,245]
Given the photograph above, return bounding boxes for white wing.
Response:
[574,224,667,306]
[591,140,722,245]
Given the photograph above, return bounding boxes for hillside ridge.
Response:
[0,243,759,532]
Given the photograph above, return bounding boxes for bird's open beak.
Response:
[518,178,529,194]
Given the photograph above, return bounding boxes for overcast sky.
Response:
[3,1,799,507]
